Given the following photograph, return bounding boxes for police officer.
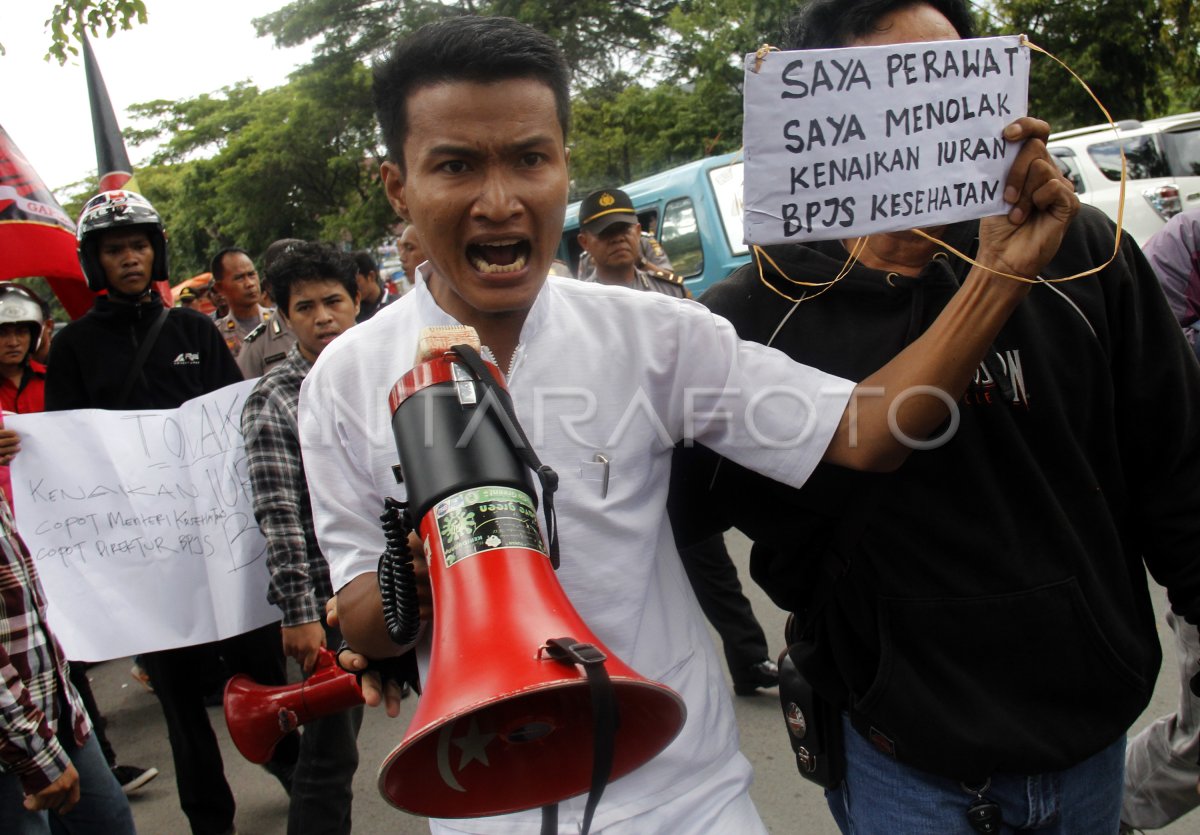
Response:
[235,239,305,378]
[575,188,689,297]
[211,247,272,358]
[237,314,294,378]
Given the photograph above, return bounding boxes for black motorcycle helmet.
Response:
[76,190,169,293]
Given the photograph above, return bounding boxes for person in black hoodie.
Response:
[46,192,241,410]
[45,190,298,835]
[670,2,1200,832]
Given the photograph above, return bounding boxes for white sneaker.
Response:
[112,764,159,795]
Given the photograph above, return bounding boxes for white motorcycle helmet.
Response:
[0,284,46,359]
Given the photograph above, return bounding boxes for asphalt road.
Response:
[81,531,1200,834]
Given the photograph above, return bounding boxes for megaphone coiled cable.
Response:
[378,497,423,649]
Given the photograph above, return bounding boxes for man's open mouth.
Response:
[467,239,530,275]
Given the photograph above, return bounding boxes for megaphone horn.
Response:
[377,328,686,819]
[224,646,364,764]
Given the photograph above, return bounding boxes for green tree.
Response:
[567,0,791,194]
[255,0,791,177]
[570,81,733,196]
[46,0,800,284]
[121,57,395,278]
[986,0,1197,129]
[1157,0,1200,114]
[253,0,677,82]
[25,0,149,62]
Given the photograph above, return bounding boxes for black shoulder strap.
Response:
[541,638,617,835]
[117,306,170,408]
[451,343,560,568]
[450,346,608,834]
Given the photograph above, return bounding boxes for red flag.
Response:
[83,35,171,306]
[0,125,94,319]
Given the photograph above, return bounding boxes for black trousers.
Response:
[141,622,299,835]
[678,533,770,675]
[67,662,117,767]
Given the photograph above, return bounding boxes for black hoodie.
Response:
[671,205,1200,780]
[45,294,242,411]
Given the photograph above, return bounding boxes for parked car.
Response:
[1048,111,1200,244]
[559,151,750,296]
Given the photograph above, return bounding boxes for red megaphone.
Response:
[376,336,686,818]
[223,646,364,764]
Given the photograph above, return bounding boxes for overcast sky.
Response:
[3,1,315,197]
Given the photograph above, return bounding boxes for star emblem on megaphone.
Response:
[437,717,497,791]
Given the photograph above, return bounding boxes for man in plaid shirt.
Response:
[0,497,135,832]
[241,242,365,835]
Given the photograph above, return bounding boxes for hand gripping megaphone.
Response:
[376,327,686,824]
[223,646,364,764]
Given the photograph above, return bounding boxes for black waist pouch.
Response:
[778,637,845,790]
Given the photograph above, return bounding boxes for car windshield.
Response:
[1162,127,1200,177]
[1087,134,1170,181]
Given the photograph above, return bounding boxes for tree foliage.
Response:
[250,0,791,196]
[253,0,677,83]
[59,0,1200,283]
[35,0,148,63]
[112,57,394,279]
[566,0,791,195]
[987,0,1198,129]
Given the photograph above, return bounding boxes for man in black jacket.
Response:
[45,192,241,410]
[671,2,1200,832]
[46,190,298,835]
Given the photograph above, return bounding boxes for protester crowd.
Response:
[4,3,1200,834]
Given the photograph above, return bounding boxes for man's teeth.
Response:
[470,251,528,274]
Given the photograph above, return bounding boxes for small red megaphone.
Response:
[375,328,686,820]
[224,646,364,764]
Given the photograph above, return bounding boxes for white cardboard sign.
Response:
[7,380,278,661]
[743,36,1030,243]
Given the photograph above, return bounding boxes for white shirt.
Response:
[298,272,854,832]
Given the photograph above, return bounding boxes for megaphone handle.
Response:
[313,646,336,671]
[378,497,422,648]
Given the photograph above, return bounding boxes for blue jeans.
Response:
[289,702,364,835]
[827,714,1125,834]
[0,732,135,835]
[287,621,364,835]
